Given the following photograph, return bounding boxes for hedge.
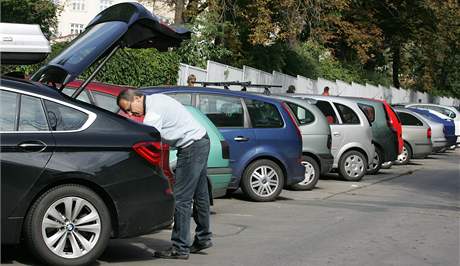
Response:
[1,43,181,87]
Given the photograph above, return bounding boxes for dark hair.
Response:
[323,86,330,92]
[286,85,296,93]
[117,88,144,106]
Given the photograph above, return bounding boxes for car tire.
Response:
[339,150,367,181]
[290,156,320,190]
[366,147,383,175]
[24,184,111,266]
[394,142,412,165]
[241,159,284,202]
[380,161,393,169]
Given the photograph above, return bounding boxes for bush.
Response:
[1,43,180,87]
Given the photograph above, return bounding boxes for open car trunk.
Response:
[31,2,190,91]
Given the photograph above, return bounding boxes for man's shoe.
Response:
[190,241,213,253]
[154,248,189,260]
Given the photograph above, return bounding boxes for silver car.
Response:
[292,95,375,181]
[394,108,433,165]
[271,95,333,190]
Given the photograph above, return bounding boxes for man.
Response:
[117,89,212,260]
[322,86,330,96]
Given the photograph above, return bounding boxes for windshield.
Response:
[32,21,127,85]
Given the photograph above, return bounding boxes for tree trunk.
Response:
[392,43,401,88]
[174,0,185,24]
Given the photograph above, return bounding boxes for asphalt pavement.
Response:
[2,150,459,266]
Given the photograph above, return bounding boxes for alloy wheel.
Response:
[250,166,279,197]
[41,197,101,259]
[299,161,316,185]
[344,155,365,177]
[397,146,409,163]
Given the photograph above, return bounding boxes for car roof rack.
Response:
[194,81,282,95]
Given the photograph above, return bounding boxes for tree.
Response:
[0,0,60,38]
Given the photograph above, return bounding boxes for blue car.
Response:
[140,87,305,202]
[409,108,457,148]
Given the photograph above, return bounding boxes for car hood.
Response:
[31,2,190,85]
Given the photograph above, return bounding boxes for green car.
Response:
[169,106,232,198]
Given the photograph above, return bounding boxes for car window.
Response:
[44,100,88,131]
[0,90,19,131]
[334,103,360,124]
[286,102,314,125]
[198,94,244,127]
[397,112,423,126]
[170,93,192,105]
[245,99,284,128]
[62,87,91,103]
[92,91,119,112]
[18,95,49,131]
[358,103,375,123]
[315,100,338,124]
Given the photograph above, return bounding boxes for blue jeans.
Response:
[171,136,211,254]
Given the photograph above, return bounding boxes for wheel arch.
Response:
[23,177,120,238]
[302,152,321,172]
[242,155,288,187]
[340,146,369,163]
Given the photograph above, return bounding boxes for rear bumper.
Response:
[318,153,334,175]
[412,143,433,159]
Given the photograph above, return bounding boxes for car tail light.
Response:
[221,140,230,159]
[133,141,174,195]
[427,127,432,139]
[282,102,302,140]
[327,134,332,149]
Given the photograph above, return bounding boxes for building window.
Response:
[99,0,113,11]
[71,0,85,11]
[70,23,85,35]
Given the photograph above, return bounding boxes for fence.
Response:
[177,60,460,106]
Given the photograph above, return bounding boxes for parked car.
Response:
[270,95,333,190]
[406,103,460,143]
[64,81,232,199]
[2,3,190,265]
[1,78,174,265]
[134,86,305,201]
[409,108,457,150]
[346,97,400,174]
[291,95,375,181]
[394,108,433,165]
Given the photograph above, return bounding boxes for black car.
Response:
[1,3,189,266]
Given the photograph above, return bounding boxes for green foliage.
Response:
[177,9,232,69]
[1,43,180,87]
[0,0,59,38]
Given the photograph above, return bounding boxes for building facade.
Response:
[53,0,174,41]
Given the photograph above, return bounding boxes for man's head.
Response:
[187,74,196,86]
[117,89,145,116]
[323,86,330,93]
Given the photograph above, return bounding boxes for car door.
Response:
[196,94,256,175]
[315,100,342,157]
[1,90,55,221]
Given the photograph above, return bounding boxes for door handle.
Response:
[333,132,341,137]
[18,141,47,152]
[234,136,249,142]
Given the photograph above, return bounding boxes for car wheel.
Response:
[339,150,367,181]
[381,161,393,169]
[366,148,383,175]
[241,159,284,202]
[290,156,320,190]
[394,143,412,165]
[24,184,111,266]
